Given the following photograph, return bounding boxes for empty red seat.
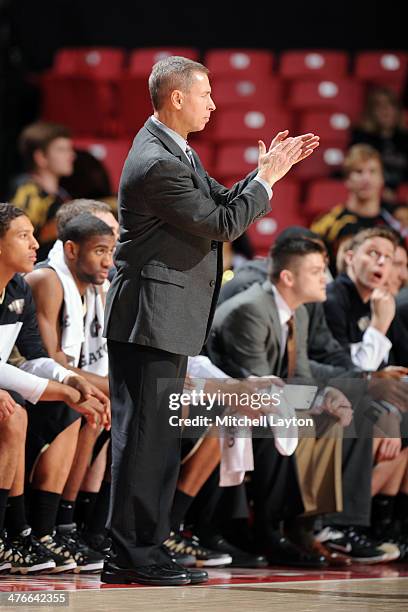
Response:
[212,76,283,109]
[53,47,125,78]
[245,180,305,256]
[354,51,408,92]
[73,138,131,193]
[289,78,364,120]
[210,108,293,143]
[293,145,346,181]
[215,143,259,178]
[41,75,118,136]
[188,141,214,175]
[280,50,348,79]
[205,49,274,78]
[116,75,152,135]
[397,183,408,205]
[304,179,348,220]
[299,111,352,146]
[129,48,199,76]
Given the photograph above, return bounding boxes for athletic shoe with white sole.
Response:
[316,526,399,563]
[0,530,13,573]
[57,523,104,573]
[38,532,77,573]
[163,531,232,567]
[9,527,56,574]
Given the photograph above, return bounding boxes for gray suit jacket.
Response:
[207,281,312,379]
[104,117,270,355]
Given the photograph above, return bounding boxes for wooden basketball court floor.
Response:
[1,564,408,611]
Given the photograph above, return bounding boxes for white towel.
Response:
[47,240,108,375]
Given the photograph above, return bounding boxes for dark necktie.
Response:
[185,144,196,170]
[286,316,297,378]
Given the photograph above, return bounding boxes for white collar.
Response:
[151,115,188,154]
[270,283,294,327]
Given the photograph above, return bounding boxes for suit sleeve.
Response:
[143,160,270,242]
[220,303,272,377]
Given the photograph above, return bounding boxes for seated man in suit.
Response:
[208,235,352,566]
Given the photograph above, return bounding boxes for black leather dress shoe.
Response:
[171,560,209,584]
[202,534,268,568]
[265,533,327,568]
[101,559,191,586]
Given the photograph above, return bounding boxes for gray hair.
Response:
[148,56,209,111]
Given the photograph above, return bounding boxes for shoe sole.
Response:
[50,561,78,573]
[352,553,399,564]
[73,561,104,573]
[10,561,56,574]
[0,563,12,573]
[101,571,191,586]
[185,556,233,568]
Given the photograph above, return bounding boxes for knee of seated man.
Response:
[1,403,27,442]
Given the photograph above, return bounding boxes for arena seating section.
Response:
[40,47,408,255]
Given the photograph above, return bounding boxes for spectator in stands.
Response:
[0,203,109,574]
[25,214,115,569]
[350,87,408,203]
[311,144,408,273]
[10,122,75,260]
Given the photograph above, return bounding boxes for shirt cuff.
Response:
[253,175,273,200]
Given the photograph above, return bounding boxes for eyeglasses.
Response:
[366,249,393,264]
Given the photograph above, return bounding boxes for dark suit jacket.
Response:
[104,117,270,355]
[215,259,362,383]
[390,286,408,367]
[207,281,312,379]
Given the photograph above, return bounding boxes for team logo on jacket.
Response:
[8,299,24,314]
[357,316,370,332]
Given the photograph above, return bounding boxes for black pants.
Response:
[107,340,187,567]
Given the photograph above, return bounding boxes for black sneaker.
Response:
[0,530,13,573]
[9,527,56,574]
[57,523,104,573]
[163,531,232,567]
[201,534,268,568]
[317,526,398,563]
[38,531,77,573]
[81,531,112,556]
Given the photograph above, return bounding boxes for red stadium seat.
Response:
[354,51,408,93]
[73,138,131,193]
[293,145,346,181]
[244,180,305,256]
[397,183,408,206]
[280,50,348,79]
[188,141,215,175]
[304,179,348,220]
[205,49,274,78]
[299,111,352,146]
[116,75,152,135]
[210,108,293,143]
[215,143,259,178]
[289,78,364,120]
[41,74,119,136]
[116,48,199,133]
[212,76,283,109]
[129,48,199,76]
[53,47,125,78]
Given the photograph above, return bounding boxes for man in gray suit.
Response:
[102,56,320,586]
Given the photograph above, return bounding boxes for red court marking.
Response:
[1,564,408,592]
